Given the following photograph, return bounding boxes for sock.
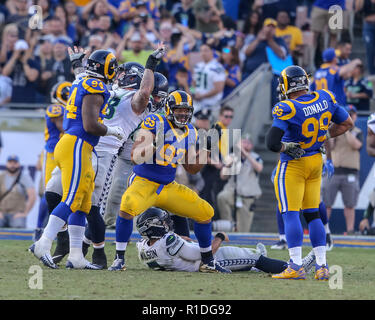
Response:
[255,255,289,274]
[68,211,87,260]
[171,215,190,237]
[115,242,128,260]
[93,243,105,249]
[325,224,331,234]
[308,218,326,248]
[84,226,91,243]
[40,215,67,251]
[36,196,49,228]
[45,191,62,214]
[194,221,213,264]
[313,245,327,266]
[319,201,328,225]
[283,211,303,265]
[276,207,285,238]
[87,206,106,244]
[115,215,133,259]
[280,234,286,241]
[288,246,302,265]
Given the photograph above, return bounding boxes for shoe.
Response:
[256,243,267,257]
[66,257,102,270]
[199,260,232,273]
[33,228,43,242]
[29,243,58,269]
[92,249,107,269]
[326,233,334,251]
[314,264,329,281]
[302,250,316,274]
[108,255,127,271]
[272,261,306,279]
[82,242,90,257]
[270,239,287,250]
[52,230,70,264]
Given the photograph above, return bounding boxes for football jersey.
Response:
[44,104,64,153]
[95,90,150,155]
[136,232,201,272]
[272,89,349,161]
[63,77,110,147]
[133,114,198,185]
[193,59,226,111]
[310,63,346,105]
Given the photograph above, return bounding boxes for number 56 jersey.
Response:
[272,89,349,162]
[64,77,110,147]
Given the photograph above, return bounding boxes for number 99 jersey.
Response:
[272,89,349,162]
[64,77,110,147]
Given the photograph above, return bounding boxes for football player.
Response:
[34,81,71,241]
[30,49,125,269]
[266,65,353,280]
[136,207,316,273]
[110,89,231,273]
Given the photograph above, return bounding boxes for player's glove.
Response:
[106,125,125,140]
[322,159,334,179]
[69,49,85,70]
[145,47,165,71]
[281,142,305,159]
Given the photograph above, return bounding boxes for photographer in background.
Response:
[2,39,40,103]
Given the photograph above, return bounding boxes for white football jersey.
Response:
[368,113,375,134]
[193,59,226,111]
[96,90,150,154]
[136,232,201,272]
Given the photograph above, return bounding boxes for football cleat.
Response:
[92,249,107,269]
[256,243,267,257]
[108,255,127,271]
[272,261,306,280]
[302,250,316,274]
[65,257,102,270]
[326,233,334,251]
[314,264,329,281]
[199,260,232,274]
[52,230,70,264]
[29,243,58,269]
[270,239,288,250]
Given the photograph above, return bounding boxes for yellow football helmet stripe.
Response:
[104,53,116,80]
[56,81,71,105]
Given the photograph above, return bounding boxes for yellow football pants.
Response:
[54,134,95,213]
[120,175,214,222]
[274,153,323,213]
[43,151,57,187]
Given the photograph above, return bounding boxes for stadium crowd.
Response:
[0,0,374,237]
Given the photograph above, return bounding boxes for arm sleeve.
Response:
[266,126,285,152]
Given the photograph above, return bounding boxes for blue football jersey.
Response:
[310,64,346,105]
[133,114,198,185]
[45,104,64,153]
[63,77,110,147]
[272,89,349,161]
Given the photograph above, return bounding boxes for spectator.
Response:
[359,189,375,235]
[135,0,160,21]
[310,48,362,106]
[207,15,238,52]
[220,46,241,98]
[0,155,36,228]
[239,10,262,58]
[218,135,263,232]
[130,12,159,48]
[345,63,373,111]
[169,66,193,94]
[322,105,363,235]
[81,0,120,24]
[355,0,375,75]
[192,44,226,117]
[242,18,287,81]
[43,16,66,40]
[335,41,352,66]
[54,5,77,43]
[275,10,303,64]
[2,39,40,103]
[193,0,224,33]
[258,0,297,25]
[159,20,173,47]
[0,23,19,65]
[0,64,12,106]
[6,0,30,39]
[172,0,196,29]
[193,109,211,130]
[0,3,9,28]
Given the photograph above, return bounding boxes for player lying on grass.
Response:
[135,207,316,273]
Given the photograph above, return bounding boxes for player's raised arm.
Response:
[131,44,165,115]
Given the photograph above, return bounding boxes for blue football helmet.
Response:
[136,207,173,239]
[150,72,168,112]
[117,62,145,89]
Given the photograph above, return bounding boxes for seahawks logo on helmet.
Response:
[136,207,173,240]
[50,81,72,105]
[166,90,194,128]
[279,65,310,99]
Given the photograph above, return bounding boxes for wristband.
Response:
[215,232,226,241]
[145,55,158,71]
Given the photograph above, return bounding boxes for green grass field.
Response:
[1,240,374,300]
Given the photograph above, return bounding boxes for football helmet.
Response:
[150,72,168,112]
[50,81,72,105]
[166,90,194,128]
[136,207,173,239]
[117,62,145,89]
[279,65,309,99]
[85,49,118,83]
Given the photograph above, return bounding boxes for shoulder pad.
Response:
[82,78,107,94]
[320,89,337,104]
[141,113,163,131]
[272,100,296,121]
[329,67,338,75]
[165,233,184,256]
[46,104,64,118]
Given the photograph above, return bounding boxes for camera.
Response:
[139,12,148,23]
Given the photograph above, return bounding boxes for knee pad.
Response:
[303,210,320,224]
[45,191,62,214]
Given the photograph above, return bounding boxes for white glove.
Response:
[106,126,125,140]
